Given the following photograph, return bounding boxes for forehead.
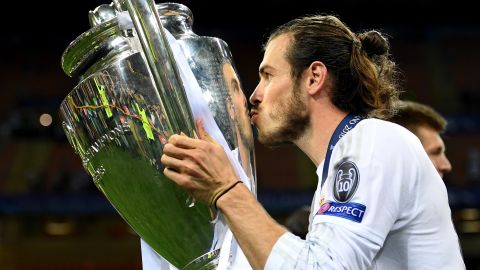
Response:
[266,34,291,53]
[223,62,238,81]
[416,124,445,148]
[261,34,292,71]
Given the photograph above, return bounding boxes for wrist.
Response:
[216,181,248,211]
[211,180,243,209]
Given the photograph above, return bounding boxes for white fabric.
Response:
[141,239,177,270]
[265,118,465,270]
[140,28,252,270]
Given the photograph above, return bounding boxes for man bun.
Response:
[358,30,389,57]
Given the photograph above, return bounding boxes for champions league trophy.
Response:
[59,1,256,269]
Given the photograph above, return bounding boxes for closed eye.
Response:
[428,146,444,156]
[259,65,274,81]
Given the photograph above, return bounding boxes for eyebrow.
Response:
[259,65,274,76]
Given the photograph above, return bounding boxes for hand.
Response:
[161,119,239,207]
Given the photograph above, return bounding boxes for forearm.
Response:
[216,183,287,270]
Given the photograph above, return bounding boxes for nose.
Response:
[249,83,262,106]
[437,154,452,176]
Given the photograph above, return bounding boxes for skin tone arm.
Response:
[217,177,286,270]
[161,119,287,270]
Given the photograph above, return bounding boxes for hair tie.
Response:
[352,38,362,50]
[210,180,244,210]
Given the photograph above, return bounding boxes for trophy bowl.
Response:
[59,1,256,269]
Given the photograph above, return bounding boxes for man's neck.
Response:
[294,105,348,167]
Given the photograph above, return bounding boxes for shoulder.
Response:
[333,118,426,169]
[350,118,422,151]
[357,118,417,141]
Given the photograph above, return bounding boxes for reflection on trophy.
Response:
[59,1,256,269]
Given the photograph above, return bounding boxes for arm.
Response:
[161,120,286,269]
[216,181,287,270]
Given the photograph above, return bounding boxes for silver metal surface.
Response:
[159,4,256,189]
[59,2,256,269]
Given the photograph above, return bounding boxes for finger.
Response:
[195,118,215,143]
[168,134,200,149]
[161,153,202,178]
[164,167,199,193]
[163,167,190,187]
[160,153,183,170]
[163,143,190,159]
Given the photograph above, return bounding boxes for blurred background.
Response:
[0,0,479,269]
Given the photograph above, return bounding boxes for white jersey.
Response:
[141,233,251,270]
[265,118,465,269]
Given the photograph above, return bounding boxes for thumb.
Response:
[196,118,215,142]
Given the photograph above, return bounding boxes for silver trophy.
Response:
[59,1,256,269]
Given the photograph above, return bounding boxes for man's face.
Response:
[222,62,254,148]
[249,34,309,147]
[416,125,452,178]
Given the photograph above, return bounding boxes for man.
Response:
[390,100,452,178]
[161,15,465,269]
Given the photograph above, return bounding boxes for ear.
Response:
[305,61,327,96]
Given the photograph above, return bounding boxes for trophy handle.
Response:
[113,0,196,138]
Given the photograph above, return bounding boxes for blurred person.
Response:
[390,100,452,178]
[160,14,465,270]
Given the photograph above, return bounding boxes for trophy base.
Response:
[182,249,220,270]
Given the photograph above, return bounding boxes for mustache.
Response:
[249,107,259,117]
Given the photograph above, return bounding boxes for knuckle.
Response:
[163,143,171,152]
[195,141,206,151]
[213,143,223,153]
[189,150,201,162]
[169,134,179,144]
[182,164,196,175]
[201,142,214,154]
[205,143,221,156]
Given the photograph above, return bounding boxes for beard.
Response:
[239,124,254,150]
[257,83,310,148]
[235,109,255,150]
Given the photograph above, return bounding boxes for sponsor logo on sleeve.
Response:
[316,200,366,223]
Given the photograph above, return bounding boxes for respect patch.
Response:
[316,201,366,223]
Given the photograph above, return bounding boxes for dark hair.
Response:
[389,100,447,133]
[266,15,400,119]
